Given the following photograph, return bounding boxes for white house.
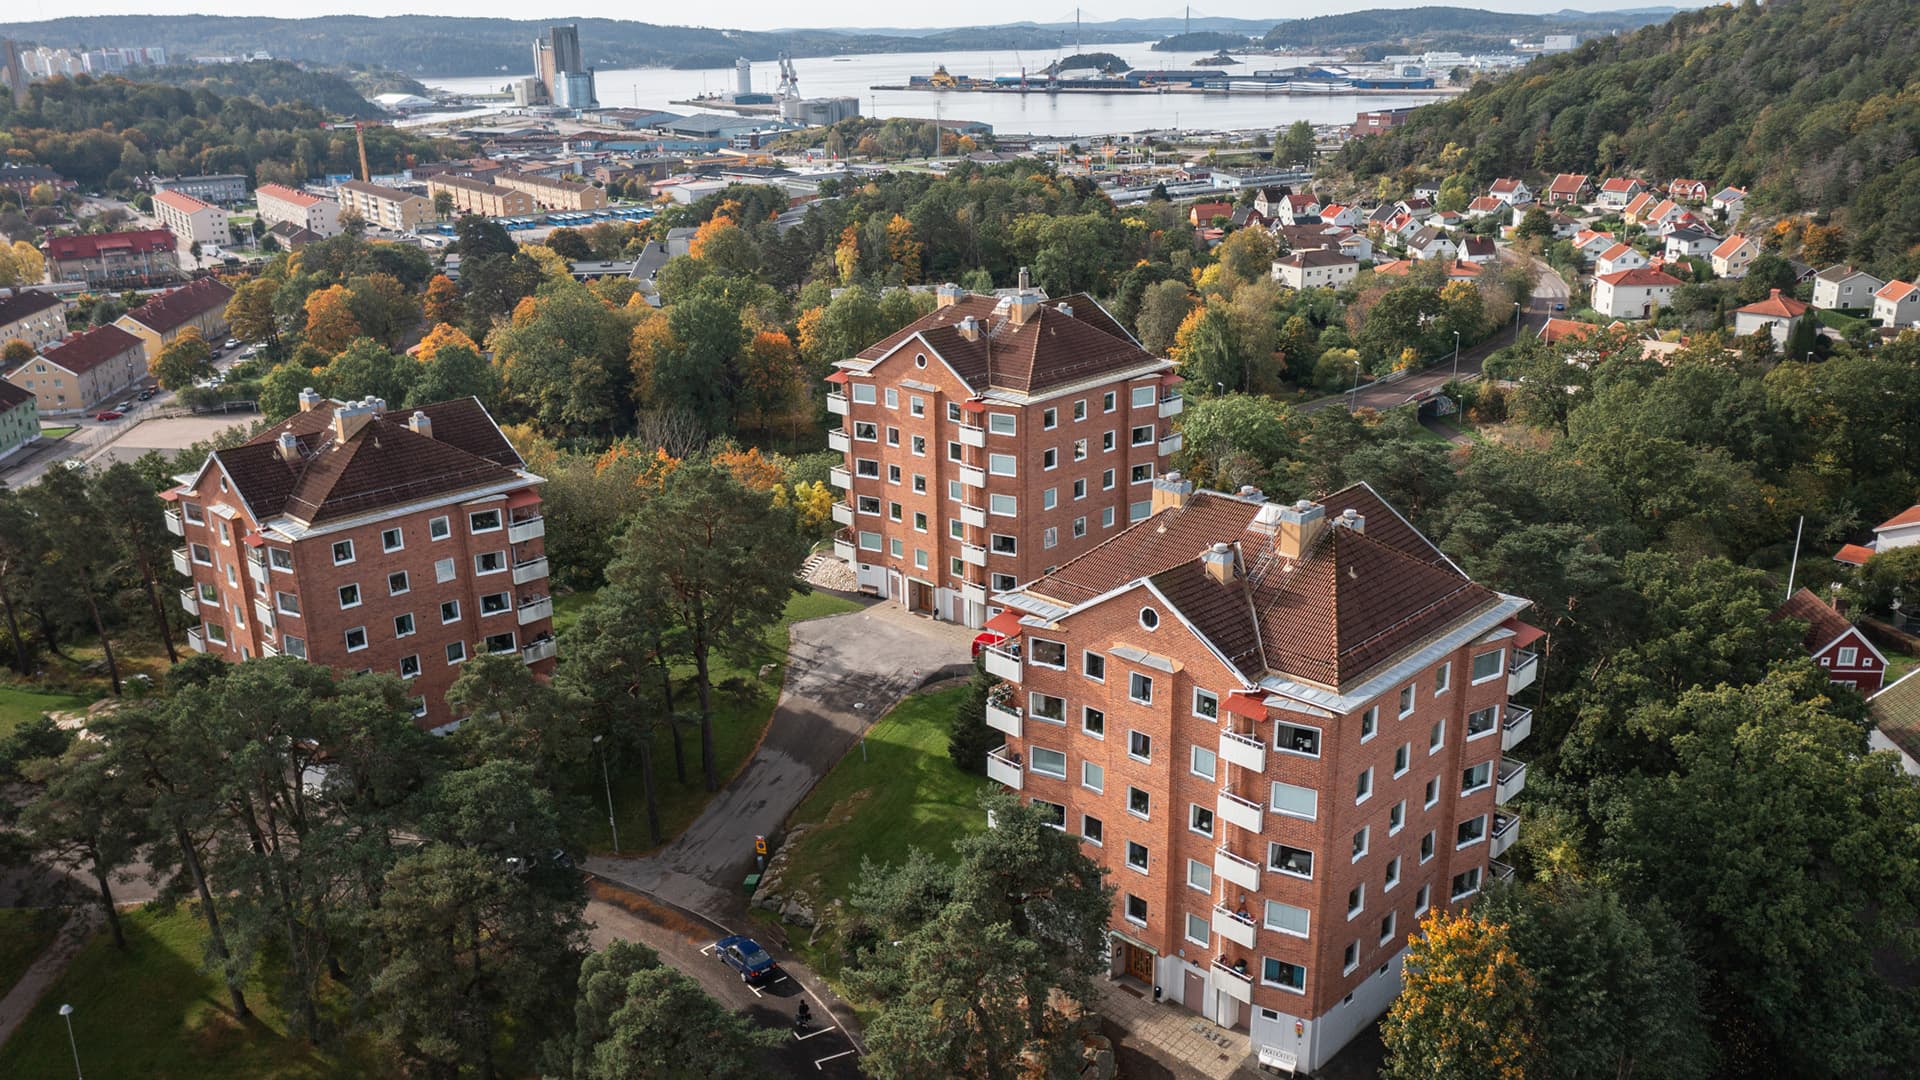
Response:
[1459,236,1498,264]
[1317,203,1360,228]
[1406,226,1458,261]
[1867,671,1920,778]
[255,182,343,239]
[1663,227,1719,260]
[1272,249,1360,291]
[1278,193,1321,226]
[1465,196,1504,220]
[1488,178,1532,205]
[1874,280,1920,329]
[1597,177,1646,208]
[1593,267,1682,319]
[1710,235,1760,279]
[1811,265,1885,311]
[1572,229,1617,261]
[1712,186,1748,214]
[1595,242,1649,277]
[1668,178,1710,202]
[1732,288,1809,345]
[151,188,230,262]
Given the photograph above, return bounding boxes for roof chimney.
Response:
[1008,267,1041,326]
[298,387,324,412]
[1150,471,1193,515]
[1274,498,1327,560]
[408,410,433,438]
[1018,266,1030,291]
[1202,541,1236,585]
[332,397,383,441]
[1237,485,1265,502]
[1056,301,1074,317]
[1336,507,1365,534]
[957,315,981,342]
[935,282,964,309]
[276,431,300,463]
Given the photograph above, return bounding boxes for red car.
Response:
[94,410,123,421]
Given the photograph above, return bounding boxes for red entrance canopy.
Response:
[960,399,988,413]
[1223,693,1266,721]
[824,370,850,384]
[242,533,265,548]
[1503,620,1546,649]
[982,610,1023,637]
[1159,373,1185,386]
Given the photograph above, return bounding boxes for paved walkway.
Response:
[584,598,972,921]
[0,907,101,1049]
[1095,979,1257,1080]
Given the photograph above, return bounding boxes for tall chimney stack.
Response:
[1274,499,1327,560]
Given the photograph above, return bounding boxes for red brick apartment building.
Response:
[978,477,1538,1073]
[826,276,1185,629]
[163,393,555,729]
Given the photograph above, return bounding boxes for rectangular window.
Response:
[1416,883,1432,916]
[989,493,1017,515]
[1429,719,1445,754]
[1343,941,1360,974]
[339,583,361,609]
[441,600,461,624]
[382,527,404,552]
[853,420,878,441]
[475,551,506,574]
[1028,692,1066,724]
[1126,841,1148,873]
[1127,786,1151,819]
[1102,507,1116,528]
[1103,391,1117,412]
[1389,800,1406,834]
[1128,730,1152,762]
[1398,685,1416,717]
[858,495,882,515]
[269,547,294,571]
[890,539,903,558]
[1082,815,1103,845]
[1385,855,1402,891]
[1355,767,1373,803]
[206,622,227,644]
[1467,706,1498,738]
[1425,777,1439,809]
[1271,781,1317,820]
[858,531,882,552]
[987,413,1016,436]
[1838,646,1859,665]
[1263,958,1307,993]
[1125,894,1147,925]
[911,435,926,456]
[885,388,898,409]
[1190,802,1215,837]
[344,626,368,652]
[1186,913,1210,947]
[1131,424,1154,446]
[275,591,300,616]
[1128,672,1153,704]
[282,635,307,659]
[1042,527,1057,550]
[1102,468,1116,490]
[1191,745,1217,781]
[480,592,510,615]
[1042,407,1058,429]
[1471,649,1504,682]
[399,654,421,679]
[182,502,205,524]
[1187,858,1213,893]
[990,534,1017,555]
[1042,487,1058,511]
[446,640,467,665]
[388,571,410,596]
[394,613,415,638]
[1032,799,1065,829]
[912,511,927,533]
[1434,662,1451,695]
[850,382,876,404]
[1457,815,1488,848]
[1029,638,1066,668]
[1130,463,1154,484]
[1361,705,1378,741]
[1452,868,1482,900]
[1081,706,1105,737]
[1265,900,1311,937]
[1131,500,1151,522]
[435,557,457,583]
[1421,831,1436,862]
[910,395,925,417]
[1352,826,1370,861]
[1394,743,1410,777]
[855,458,879,478]
[429,516,451,540]
[485,632,517,654]
[469,509,502,533]
[1193,688,1219,720]
[1072,399,1087,421]
[1072,439,1087,462]
[1082,760,1104,793]
[1073,478,1087,499]
[1072,517,1086,539]
[1082,651,1105,681]
[332,539,355,565]
[1347,883,1365,918]
[1275,721,1320,757]
[1380,911,1397,946]
[1270,843,1314,878]
[1030,747,1067,779]
[988,453,1017,476]
[1131,385,1155,408]
[1461,762,1492,794]
[1042,448,1058,470]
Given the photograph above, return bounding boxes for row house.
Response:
[978,478,1538,1074]
[0,289,67,353]
[163,393,555,729]
[7,324,146,414]
[825,276,1182,630]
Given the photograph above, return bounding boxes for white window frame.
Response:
[1270,781,1317,821]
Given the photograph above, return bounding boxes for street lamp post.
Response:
[1451,330,1462,382]
[1348,358,1363,409]
[59,1003,82,1080]
[592,734,619,856]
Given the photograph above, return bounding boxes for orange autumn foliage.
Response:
[414,322,479,363]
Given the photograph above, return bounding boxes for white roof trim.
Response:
[1812,626,1887,666]
[1260,594,1531,714]
[264,471,544,541]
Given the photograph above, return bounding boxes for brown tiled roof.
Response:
[853,292,1164,396]
[37,324,143,375]
[214,397,525,525]
[0,380,34,413]
[1150,557,1262,673]
[123,278,234,334]
[0,289,62,327]
[1870,671,1920,761]
[1770,588,1854,653]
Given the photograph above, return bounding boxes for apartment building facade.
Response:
[335,180,433,233]
[114,277,234,363]
[425,175,537,218]
[152,173,249,205]
[41,229,177,286]
[163,393,555,729]
[255,183,343,239]
[8,324,146,413]
[979,479,1537,1073]
[495,170,608,211]
[0,289,67,353]
[152,189,231,258]
[825,278,1183,629]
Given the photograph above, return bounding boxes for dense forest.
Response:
[1149,32,1256,54]
[1262,5,1678,53]
[1339,0,1920,276]
[130,60,384,118]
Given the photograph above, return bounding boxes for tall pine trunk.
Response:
[652,635,687,783]
[0,578,27,675]
[692,598,717,791]
[176,822,249,1017]
[138,553,177,663]
[637,734,663,845]
[87,840,125,950]
[82,589,120,696]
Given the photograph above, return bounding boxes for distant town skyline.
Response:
[8,1,1698,34]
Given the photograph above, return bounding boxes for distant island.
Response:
[1152,31,1256,53]
[1046,53,1131,76]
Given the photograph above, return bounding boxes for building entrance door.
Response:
[1124,943,1154,984]
[1183,969,1209,1019]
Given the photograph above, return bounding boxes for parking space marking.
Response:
[814,1050,858,1070]
[793,1024,838,1042]
[698,943,716,955]
[746,981,764,998]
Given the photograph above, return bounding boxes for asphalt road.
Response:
[1303,255,1570,415]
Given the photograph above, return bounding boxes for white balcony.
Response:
[1490,859,1515,883]
[1213,905,1258,949]
[259,640,279,658]
[985,699,1023,737]
[961,580,987,606]
[511,556,549,586]
[831,501,854,526]
[1214,847,1261,892]
[1158,432,1182,457]
[1219,729,1266,773]
[1217,790,1263,833]
[982,644,1022,682]
[1501,706,1533,752]
[957,422,986,448]
[825,391,848,415]
[253,598,274,629]
[507,516,545,544]
[1508,650,1539,695]
[959,464,986,489]
[186,626,205,653]
[1496,757,1527,805]
[827,428,850,453]
[829,465,851,489]
[1209,960,1254,1005]
[961,503,986,529]
[518,596,554,625]
[1490,812,1520,858]
[833,533,857,562]
[247,546,267,572]
[172,547,191,577]
[961,542,988,567]
[521,637,557,665]
[178,588,199,615]
[986,745,1023,790]
[1158,392,1184,418]
[164,507,184,536]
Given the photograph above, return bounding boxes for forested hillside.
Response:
[1339,0,1920,274]
[1263,6,1676,55]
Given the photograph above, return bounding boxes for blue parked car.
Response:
[714,935,781,984]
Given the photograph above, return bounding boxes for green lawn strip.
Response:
[0,685,98,739]
[577,591,862,855]
[0,907,386,1079]
[0,908,63,997]
[550,590,597,638]
[1883,650,1917,687]
[40,426,78,439]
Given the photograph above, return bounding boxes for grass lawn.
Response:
[0,907,386,1080]
[1884,650,1917,687]
[550,590,597,638]
[0,685,98,739]
[0,908,62,997]
[40,426,78,439]
[575,590,862,855]
[1817,308,1869,334]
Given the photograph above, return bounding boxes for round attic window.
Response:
[915,353,928,368]
[1140,607,1160,631]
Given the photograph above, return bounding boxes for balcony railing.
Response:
[247,545,267,572]
[507,515,545,544]
[521,637,558,665]
[1496,757,1527,805]
[1508,650,1539,695]
[959,464,986,489]
[985,745,1023,790]
[178,587,199,615]
[961,580,987,606]
[1158,392,1184,418]
[1216,789,1263,833]
[960,503,986,529]
[1490,811,1520,858]
[831,501,854,526]
[961,542,988,567]
[1219,728,1266,773]
[253,598,274,629]
[511,556,549,586]
[171,547,192,577]
[259,640,279,659]
[164,507,184,536]
[957,422,986,448]
[1209,959,1254,1005]
[827,428,850,453]
[518,596,554,625]
[982,643,1022,682]
[833,528,857,563]
[1158,432,1182,457]
[825,391,848,415]
[186,626,205,653]
[1212,905,1258,949]
[1490,859,1515,883]
[1501,706,1533,752]
[1214,846,1261,892]
[985,697,1022,737]
[829,465,851,489]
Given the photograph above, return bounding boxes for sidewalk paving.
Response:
[1094,979,1259,1080]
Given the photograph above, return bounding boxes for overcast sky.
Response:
[13,2,1691,32]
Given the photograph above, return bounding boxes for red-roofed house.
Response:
[1279,193,1322,226]
[1710,235,1760,279]
[1593,268,1682,318]
[255,183,343,239]
[113,277,235,362]
[1464,195,1504,219]
[1547,173,1591,204]
[1621,191,1656,221]
[1833,503,1920,567]
[1571,229,1616,260]
[151,188,231,262]
[1595,242,1648,277]
[1189,201,1235,227]
[1597,177,1645,208]
[1874,280,1920,329]
[1537,317,1599,345]
[1668,179,1709,202]
[1733,289,1809,344]
[1771,588,1886,694]
[1868,671,1920,776]
[1488,177,1532,205]
[41,230,178,286]
[6,324,146,414]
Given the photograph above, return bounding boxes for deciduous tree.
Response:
[1382,909,1542,1080]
